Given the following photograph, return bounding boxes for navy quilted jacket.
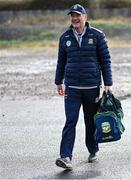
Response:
[55,22,113,87]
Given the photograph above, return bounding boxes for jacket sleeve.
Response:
[97,32,113,86]
[55,36,67,85]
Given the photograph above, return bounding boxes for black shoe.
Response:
[56,157,73,170]
[88,152,98,163]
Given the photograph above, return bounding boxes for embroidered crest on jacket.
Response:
[66,40,71,47]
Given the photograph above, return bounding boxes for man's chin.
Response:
[72,24,80,29]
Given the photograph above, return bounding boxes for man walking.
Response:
[55,4,112,170]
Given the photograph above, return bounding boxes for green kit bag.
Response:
[94,91,125,143]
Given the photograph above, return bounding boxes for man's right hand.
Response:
[57,84,65,96]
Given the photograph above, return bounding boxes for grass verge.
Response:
[0,17,131,50]
[1,38,131,51]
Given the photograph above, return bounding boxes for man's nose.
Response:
[72,16,78,20]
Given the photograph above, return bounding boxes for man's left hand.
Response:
[104,86,112,93]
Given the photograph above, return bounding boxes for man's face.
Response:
[69,12,87,29]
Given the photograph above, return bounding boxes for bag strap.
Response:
[98,91,109,112]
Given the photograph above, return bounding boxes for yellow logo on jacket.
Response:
[88,38,93,44]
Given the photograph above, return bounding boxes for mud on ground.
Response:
[0,47,131,101]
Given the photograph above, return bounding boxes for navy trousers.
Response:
[60,86,100,160]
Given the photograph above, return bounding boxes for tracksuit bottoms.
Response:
[60,86,100,160]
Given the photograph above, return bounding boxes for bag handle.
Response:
[99,91,118,113]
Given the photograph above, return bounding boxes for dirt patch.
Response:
[0,47,131,101]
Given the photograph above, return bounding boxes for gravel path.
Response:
[0,47,131,100]
[0,48,131,179]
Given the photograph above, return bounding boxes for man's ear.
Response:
[85,14,88,21]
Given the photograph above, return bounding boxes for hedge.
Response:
[0,0,131,10]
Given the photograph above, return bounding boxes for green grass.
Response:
[0,39,58,50]
[0,40,21,48]
[91,17,131,39]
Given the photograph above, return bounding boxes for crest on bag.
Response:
[102,122,111,133]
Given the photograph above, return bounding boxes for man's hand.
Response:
[104,86,112,93]
[57,84,65,96]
